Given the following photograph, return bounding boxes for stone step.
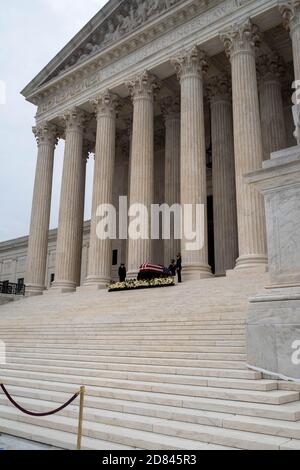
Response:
[0,326,246,336]
[5,395,300,442]
[4,348,246,362]
[1,373,298,405]
[4,344,246,353]
[1,362,276,390]
[0,417,136,450]
[2,333,246,344]
[0,320,247,331]
[5,384,300,422]
[5,355,260,379]
[3,352,247,369]
[0,316,248,329]
[0,404,292,450]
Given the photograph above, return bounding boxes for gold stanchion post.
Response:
[77,386,85,450]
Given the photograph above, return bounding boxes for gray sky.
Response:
[0,0,108,242]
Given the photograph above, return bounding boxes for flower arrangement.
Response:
[108,277,175,292]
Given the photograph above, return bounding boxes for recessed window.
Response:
[112,250,118,266]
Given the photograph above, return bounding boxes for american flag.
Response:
[139,263,166,275]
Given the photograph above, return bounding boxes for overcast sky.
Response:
[0,0,109,242]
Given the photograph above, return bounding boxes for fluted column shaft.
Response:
[209,77,238,275]
[85,92,118,288]
[25,123,58,296]
[53,108,87,293]
[221,20,267,270]
[126,72,157,276]
[172,47,212,279]
[258,54,287,160]
[162,98,181,265]
[280,1,300,81]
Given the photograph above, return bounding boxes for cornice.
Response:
[31,0,279,123]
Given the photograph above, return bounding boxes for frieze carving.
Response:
[35,0,254,119]
[53,0,183,80]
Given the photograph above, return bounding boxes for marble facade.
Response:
[1,0,299,295]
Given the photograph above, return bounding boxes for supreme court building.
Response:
[1,0,299,296]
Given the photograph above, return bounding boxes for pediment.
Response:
[22,0,186,100]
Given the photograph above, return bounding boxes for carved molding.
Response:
[33,0,257,120]
[171,46,209,80]
[33,122,59,148]
[220,19,261,59]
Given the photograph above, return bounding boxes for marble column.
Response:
[257,53,287,160]
[172,47,212,279]
[52,108,87,293]
[162,97,181,266]
[126,71,158,277]
[208,75,238,275]
[221,20,267,271]
[283,79,298,146]
[280,1,300,82]
[25,123,58,296]
[84,91,119,289]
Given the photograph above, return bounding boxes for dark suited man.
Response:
[118,264,127,283]
[176,253,182,283]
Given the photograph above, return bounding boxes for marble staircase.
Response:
[0,275,299,450]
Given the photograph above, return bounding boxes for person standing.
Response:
[176,253,182,283]
[118,264,127,283]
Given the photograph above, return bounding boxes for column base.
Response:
[80,276,110,291]
[235,255,268,272]
[182,264,213,281]
[25,284,45,297]
[48,280,77,295]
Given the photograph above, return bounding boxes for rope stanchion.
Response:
[77,386,85,451]
[0,383,80,417]
[0,383,86,449]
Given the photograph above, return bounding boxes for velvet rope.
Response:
[0,383,80,417]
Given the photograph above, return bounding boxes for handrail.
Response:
[0,282,25,296]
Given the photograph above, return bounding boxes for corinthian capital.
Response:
[171,46,209,81]
[257,52,286,82]
[220,19,261,59]
[207,74,232,103]
[126,71,159,101]
[92,90,120,119]
[279,1,300,32]
[33,122,59,148]
[161,96,180,121]
[63,107,89,133]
